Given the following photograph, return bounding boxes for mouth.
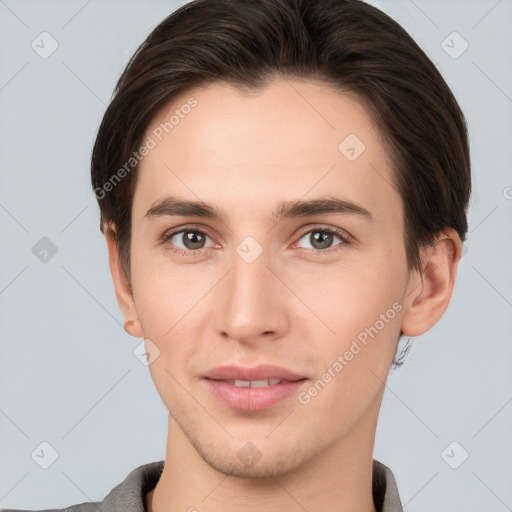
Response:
[202,364,308,412]
[222,378,284,387]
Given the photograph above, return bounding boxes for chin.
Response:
[192,437,315,479]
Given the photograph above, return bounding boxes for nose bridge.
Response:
[215,239,285,341]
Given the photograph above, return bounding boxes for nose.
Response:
[214,245,289,345]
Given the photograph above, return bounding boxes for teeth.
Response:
[227,379,282,387]
[234,379,251,387]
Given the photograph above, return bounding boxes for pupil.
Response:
[184,231,204,249]
[312,231,332,249]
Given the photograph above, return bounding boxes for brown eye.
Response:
[310,231,335,250]
[163,227,215,256]
[178,230,207,250]
[296,227,350,253]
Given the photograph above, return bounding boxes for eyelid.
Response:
[291,224,352,251]
[294,224,351,241]
[161,223,352,255]
[159,224,219,256]
[160,223,215,242]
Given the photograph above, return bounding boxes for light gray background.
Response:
[0,0,511,510]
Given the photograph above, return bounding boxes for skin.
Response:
[105,78,461,512]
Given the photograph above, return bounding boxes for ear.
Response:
[104,225,144,338]
[401,228,462,337]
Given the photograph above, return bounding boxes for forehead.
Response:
[134,78,400,227]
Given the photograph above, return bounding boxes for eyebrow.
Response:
[144,194,373,223]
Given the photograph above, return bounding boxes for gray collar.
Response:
[90,459,403,512]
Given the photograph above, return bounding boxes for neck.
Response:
[146,406,380,512]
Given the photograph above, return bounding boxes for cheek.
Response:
[130,242,204,336]
[129,249,213,377]
[289,251,406,334]
[293,251,407,394]
[314,284,403,377]
[296,287,403,431]
[133,266,204,409]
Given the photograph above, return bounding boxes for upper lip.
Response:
[203,364,306,382]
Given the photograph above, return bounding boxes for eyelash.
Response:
[160,224,351,258]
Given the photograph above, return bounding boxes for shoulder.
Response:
[372,459,404,512]
[0,504,98,512]
[0,460,165,512]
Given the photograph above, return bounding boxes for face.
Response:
[122,79,414,477]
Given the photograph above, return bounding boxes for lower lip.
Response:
[203,379,308,412]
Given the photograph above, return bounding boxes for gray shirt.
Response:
[1,459,403,512]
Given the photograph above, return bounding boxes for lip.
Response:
[202,364,308,412]
[203,364,306,382]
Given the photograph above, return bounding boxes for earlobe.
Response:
[104,226,144,339]
[124,318,143,338]
[401,228,462,337]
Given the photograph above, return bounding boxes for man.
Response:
[2,0,470,510]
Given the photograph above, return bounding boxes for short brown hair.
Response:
[91,0,471,283]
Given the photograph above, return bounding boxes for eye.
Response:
[162,226,217,257]
[295,226,350,253]
[161,224,351,258]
